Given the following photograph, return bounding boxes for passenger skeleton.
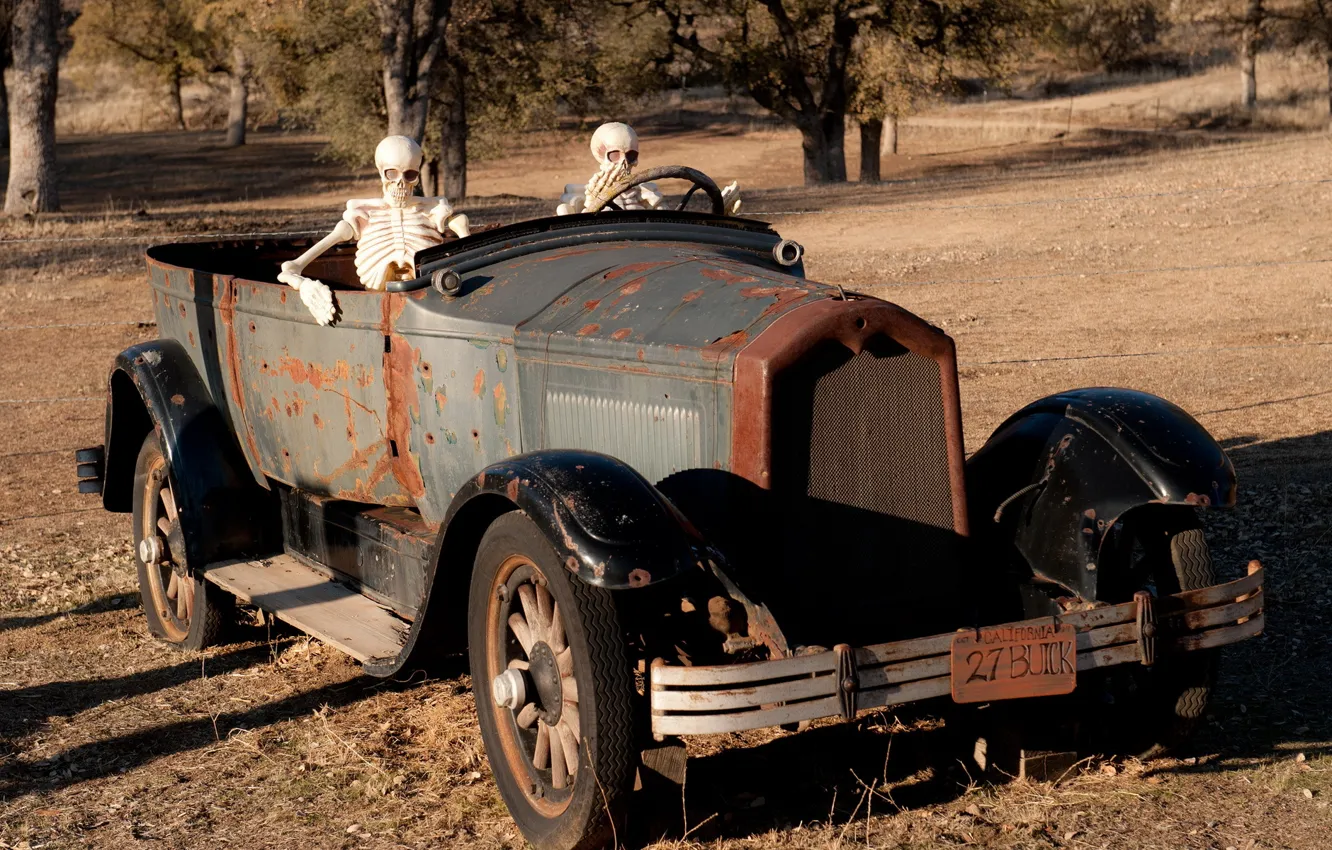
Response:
[556,122,742,216]
[278,135,471,325]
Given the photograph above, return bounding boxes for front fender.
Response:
[968,388,1235,603]
[104,339,274,565]
[444,450,706,590]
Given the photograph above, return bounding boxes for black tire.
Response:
[468,511,637,850]
[131,434,229,651]
[1086,507,1217,757]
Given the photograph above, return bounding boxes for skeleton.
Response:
[278,135,471,325]
[556,122,742,217]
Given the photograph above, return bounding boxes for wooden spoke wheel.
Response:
[469,512,637,850]
[131,434,227,650]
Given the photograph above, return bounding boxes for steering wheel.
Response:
[582,165,726,216]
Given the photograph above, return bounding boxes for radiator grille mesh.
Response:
[764,337,960,645]
[799,344,954,530]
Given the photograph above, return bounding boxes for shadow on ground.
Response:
[0,593,133,633]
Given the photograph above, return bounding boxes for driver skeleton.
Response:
[278,135,471,326]
[557,122,741,216]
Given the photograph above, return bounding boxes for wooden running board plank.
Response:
[203,555,409,663]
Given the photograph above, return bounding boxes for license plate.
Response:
[950,623,1077,703]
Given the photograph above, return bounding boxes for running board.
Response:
[203,554,410,664]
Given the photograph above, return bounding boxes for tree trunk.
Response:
[440,61,466,200]
[859,119,881,183]
[4,0,59,214]
[799,114,848,184]
[375,0,449,142]
[225,45,249,147]
[1326,53,1332,131]
[384,74,429,140]
[422,157,439,196]
[1240,0,1262,110]
[168,66,186,131]
[0,67,9,150]
[883,113,899,156]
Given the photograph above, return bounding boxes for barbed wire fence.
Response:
[1,171,1329,524]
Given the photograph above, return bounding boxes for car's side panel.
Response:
[389,291,524,523]
[147,262,264,487]
[229,281,409,506]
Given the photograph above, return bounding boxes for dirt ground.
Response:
[2,72,1331,849]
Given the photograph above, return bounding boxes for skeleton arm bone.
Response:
[276,219,355,326]
[425,198,471,238]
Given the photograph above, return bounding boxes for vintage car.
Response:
[76,168,1264,850]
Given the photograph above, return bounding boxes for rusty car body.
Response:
[78,193,1264,850]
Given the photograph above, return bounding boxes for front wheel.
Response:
[1085,506,1218,757]
[468,512,638,850]
[131,434,229,651]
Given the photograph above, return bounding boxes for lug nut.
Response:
[139,536,163,565]
[492,668,529,710]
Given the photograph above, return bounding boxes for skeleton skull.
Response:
[590,122,639,179]
[375,135,423,207]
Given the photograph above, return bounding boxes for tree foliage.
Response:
[654,0,1039,183]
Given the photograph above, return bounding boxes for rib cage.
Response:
[354,206,444,289]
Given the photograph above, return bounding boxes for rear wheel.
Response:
[131,434,229,650]
[468,512,637,850]
[1084,507,1217,757]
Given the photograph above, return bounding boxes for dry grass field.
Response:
[1,64,1331,849]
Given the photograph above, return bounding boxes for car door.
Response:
[229,278,410,506]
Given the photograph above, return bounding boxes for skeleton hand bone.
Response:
[721,181,742,216]
[278,264,337,326]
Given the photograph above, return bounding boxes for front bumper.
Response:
[650,562,1264,737]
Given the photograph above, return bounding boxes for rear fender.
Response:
[968,388,1235,604]
[103,339,275,565]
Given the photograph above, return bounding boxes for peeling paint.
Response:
[473,368,486,397]
[494,382,508,426]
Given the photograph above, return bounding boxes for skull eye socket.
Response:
[625,150,639,166]
[608,150,639,165]
[384,168,401,180]
[403,170,419,182]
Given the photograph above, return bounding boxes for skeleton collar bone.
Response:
[277,135,471,325]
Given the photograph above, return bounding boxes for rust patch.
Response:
[188,331,195,347]
[682,288,705,302]
[605,261,672,280]
[313,413,324,430]
[384,322,426,499]
[425,432,435,445]
[473,368,486,397]
[627,568,651,588]
[435,389,447,412]
[620,281,642,295]
[1184,492,1212,507]
[577,323,601,336]
[611,328,632,341]
[280,290,287,304]
[506,477,520,502]
[170,393,184,406]
[637,348,645,361]
[584,299,601,310]
[703,267,758,285]
[738,286,813,320]
[217,278,262,467]
[702,330,749,362]
[494,382,508,426]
